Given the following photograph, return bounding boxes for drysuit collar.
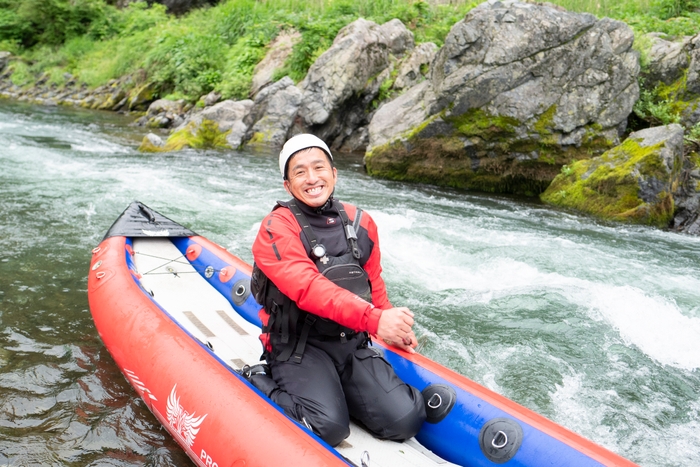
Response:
[292,191,336,215]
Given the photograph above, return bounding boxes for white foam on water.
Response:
[70,140,129,154]
[582,283,700,370]
[550,373,615,444]
[372,207,700,371]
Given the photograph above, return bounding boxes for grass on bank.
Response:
[0,0,699,105]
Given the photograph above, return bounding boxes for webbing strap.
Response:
[336,204,361,260]
[291,314,316,364]
[287,200,319,252]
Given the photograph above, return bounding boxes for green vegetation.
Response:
[555,0,700,36]
[3,0,698,104]
[0,0,473,102]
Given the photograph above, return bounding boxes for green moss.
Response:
[153,119,230,152]
[534,104,556,135]
[366,133,557,196]
[635,67,699,126]
[248,132,265,144]
[128,82,157,111]
[541,137,675,227]
[247,130,280,146]
[447,108,520,141]
[366,105,615,197]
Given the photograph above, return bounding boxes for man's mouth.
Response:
[306,186,324,195]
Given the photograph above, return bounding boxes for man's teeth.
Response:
[307,186,323,194]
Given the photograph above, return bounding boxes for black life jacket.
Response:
[250,199,372,363]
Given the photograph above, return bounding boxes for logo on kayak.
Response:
[124,369,157,401]
[166,385,207,447]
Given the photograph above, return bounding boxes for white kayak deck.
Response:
[133,238,457,467]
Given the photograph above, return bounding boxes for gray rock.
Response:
[169,99,254,149]
[145,133,165,148]
[541,124,684,226]
[686,34,700,95]
[0,52,11,73]
[244,76,302,147]
[147,98,186,117]
[297,18,413,147]
[394,42,438,91]
[642,32,700,128]
[251,30,301,97]
[628,124,684,203]
[644,33,689,87]
[202,91,221,107]
[369,80,437,150]
[176,99,253,133]
[378,18,415,56]
[366,1,640,195]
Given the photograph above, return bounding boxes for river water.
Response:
[0,100,698,466]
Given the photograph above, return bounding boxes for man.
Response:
[249,134,426,447]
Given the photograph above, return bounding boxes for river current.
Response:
[0,101,698,466]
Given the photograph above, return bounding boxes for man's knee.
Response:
[304,410,350,447]
[380,385,426,440]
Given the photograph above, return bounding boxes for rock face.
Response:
[541,124,684,227]
[297,18,415,149]
[643,32,700,128]
[365,0,640,195]
[250,30,301,97]
[244,76,302,147]
[393,42,438,91]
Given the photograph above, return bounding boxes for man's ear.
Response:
[283,180,291,195]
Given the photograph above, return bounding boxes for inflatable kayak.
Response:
[87,201,638,467]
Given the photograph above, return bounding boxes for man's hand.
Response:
[376,307,418,354]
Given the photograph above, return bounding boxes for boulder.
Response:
[142,98,188,128]
[128,82,158,111]
[244,76,302,147]
[297,18,414,147]
[671,173,700,235]
[642,32,700,128]
[201,91,221,107]
[541,124,684,227]
[166,99,254,150]
[251,29,301,97]
[393,42,438,91]
[138,133,166,152]
[365,0,640,195]
[0,52,10,73]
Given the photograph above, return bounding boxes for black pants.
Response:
[267,333,426,447]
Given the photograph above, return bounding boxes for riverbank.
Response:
[2,0,700,234]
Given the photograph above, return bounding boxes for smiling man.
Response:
[248,134,426,446]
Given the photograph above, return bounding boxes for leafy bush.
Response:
[0,0,120,48]
[3,0,700,103]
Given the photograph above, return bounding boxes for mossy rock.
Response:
[365,107,614,197]
[128,82,158,111]
[540,133,681,227]
[139,119,230,152]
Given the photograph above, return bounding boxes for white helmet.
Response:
[279,134,333,179]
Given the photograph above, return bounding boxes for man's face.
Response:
[284,147,337,208]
